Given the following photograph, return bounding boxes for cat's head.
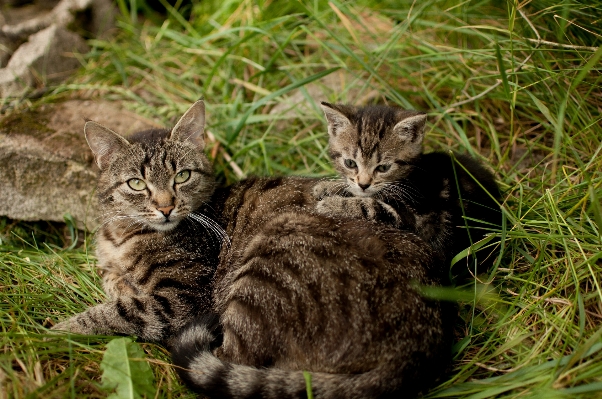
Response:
[85,100,214,232]
[320,102,427,197]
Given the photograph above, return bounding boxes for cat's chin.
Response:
[148,219,181,232]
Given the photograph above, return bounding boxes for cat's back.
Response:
[213,175,450,375]
[219,176,319,239]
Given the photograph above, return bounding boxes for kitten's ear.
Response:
[320,102,352,137]
[170,100,206,150]
[393,112,427,144]
[84,121,131,170]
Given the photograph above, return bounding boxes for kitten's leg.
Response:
[51,295,184,341]
[316,196,403,227]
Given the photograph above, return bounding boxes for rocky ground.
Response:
[0,0,158,230]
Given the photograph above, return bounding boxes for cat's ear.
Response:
[84,121,131,170]
[170,100,206,150]
[320,102,352,137]
[393,112,427,144]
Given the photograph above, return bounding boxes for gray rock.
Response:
[0,1,56,67]
[1,0,115,40]
[0,100,159,230]
[0,0,116,95]
[0,24,89,98]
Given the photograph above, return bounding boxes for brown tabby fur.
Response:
[51,101,223,342]
[51,99,454,397]
[173,176,454,398]
[314,102,501,274]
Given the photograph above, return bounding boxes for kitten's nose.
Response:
[358,183,371,191]
[157,205,175,217]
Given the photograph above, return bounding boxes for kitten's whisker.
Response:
[383,184,420,206]
[329,183,348,196]
[390,181,423,199]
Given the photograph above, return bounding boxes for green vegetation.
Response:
[1,0,601,397]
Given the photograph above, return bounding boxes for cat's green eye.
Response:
[344,159,357,169]
[175,170,191,184]
[375,164,391,173]
[127,178,147,191]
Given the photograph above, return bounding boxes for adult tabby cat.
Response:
[313,102,501,273]
[171,173,454,395]
[51,100,223,342]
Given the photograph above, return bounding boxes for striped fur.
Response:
[172,177,454,398]
[315,103,501,274]
[52,100,223,342]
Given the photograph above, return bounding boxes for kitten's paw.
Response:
[312,180,346,200]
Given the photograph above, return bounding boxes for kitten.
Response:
[171,176,455,398]
[51,100,224,342]
[313,102,501,274]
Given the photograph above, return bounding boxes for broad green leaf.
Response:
[100,338,156,399]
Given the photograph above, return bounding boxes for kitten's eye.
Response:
[344,159,357,169]
[175,170,191,184]
[375,164,391,173]
[127,178,147,191]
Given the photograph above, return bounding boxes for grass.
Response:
[1,0,601,397]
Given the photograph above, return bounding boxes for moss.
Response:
[0,108,54,138]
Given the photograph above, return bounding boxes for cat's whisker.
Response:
[188,212,231,247]
[186,216,220,248]
[97,215,136,230]
[190,213,227,238]
[197,218,225,247]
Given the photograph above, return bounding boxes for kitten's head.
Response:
[85,100,214,232]
[320,102,427,197]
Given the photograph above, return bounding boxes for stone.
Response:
[0,100,159,230]
[0,24,89,98]
[0,0,116,95]
[1,0,114,41]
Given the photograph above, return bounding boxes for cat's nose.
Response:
[358,183,371,191]
[157,205,175,216]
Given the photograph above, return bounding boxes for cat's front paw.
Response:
[51,316,93,335]
[317,196,402,227]
[312,180,347,200]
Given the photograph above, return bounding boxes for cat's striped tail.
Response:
[170,317,408,399]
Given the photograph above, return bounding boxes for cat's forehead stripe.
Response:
[355,112,387,159]
[160,149,168,169]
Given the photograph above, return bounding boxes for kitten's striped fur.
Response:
[52,101,223,342]
[172,177,454,398]
[314,102,501,273]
